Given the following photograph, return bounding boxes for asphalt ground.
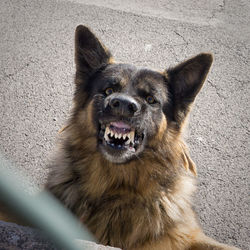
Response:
[0,0,249,249]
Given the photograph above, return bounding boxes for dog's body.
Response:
[45,26,239,250]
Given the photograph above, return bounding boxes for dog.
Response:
[46,25,239,250]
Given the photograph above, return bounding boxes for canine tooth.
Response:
[104,134,109,141]
[125,136,131,145]
[104,128,109,141]
[106,126,110,135]
[130,131,135,142]
[127,133,131,140]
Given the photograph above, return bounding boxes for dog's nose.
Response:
[107,94,140,116]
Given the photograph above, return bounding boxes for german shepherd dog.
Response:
[46,26,239,250]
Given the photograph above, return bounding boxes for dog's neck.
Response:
[70,139,187,195]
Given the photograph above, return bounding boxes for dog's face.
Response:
[73,26,213,164]
[89,64,169,163]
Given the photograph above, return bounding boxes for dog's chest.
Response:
[78,193,171,249]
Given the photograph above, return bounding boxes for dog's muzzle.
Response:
[104,94,141,118]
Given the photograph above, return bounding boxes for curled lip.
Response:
[109,121,132,135]
[110,121,131,130]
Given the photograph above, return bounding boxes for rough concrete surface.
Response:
[0,221,57,250]
[0,221,121,249]
[0,0,249,249]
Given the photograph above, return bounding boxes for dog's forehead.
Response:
[103,63,136,87]
[104,63,167,91]
[133,69,167,92]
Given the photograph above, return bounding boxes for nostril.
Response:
[111,99,120,108]
[128,102,138,113]
[108,96,140,115]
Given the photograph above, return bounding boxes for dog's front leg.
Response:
[189,233,240,250]
[129,232,240,250]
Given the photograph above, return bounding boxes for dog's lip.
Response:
[99,119,134,131]
[110,121,131,130]
[109,121,132,134]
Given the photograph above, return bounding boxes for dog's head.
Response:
[72,25,213,166]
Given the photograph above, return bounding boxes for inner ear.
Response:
[75,25,112,75]
[165,53,213,125]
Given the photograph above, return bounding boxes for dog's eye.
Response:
[105,87,114,96]
[146,96,155,104]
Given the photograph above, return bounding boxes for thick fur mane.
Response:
[46,104,198,249]
[45,26,239,250]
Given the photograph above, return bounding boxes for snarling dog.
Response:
[46,26,239,250]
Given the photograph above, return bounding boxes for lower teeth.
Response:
[125,140,130,145]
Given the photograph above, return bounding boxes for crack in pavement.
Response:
[173,30,189,45]
[207,80,227,99]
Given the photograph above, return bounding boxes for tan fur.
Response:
[46,102,240,249]
[151,114,167,144]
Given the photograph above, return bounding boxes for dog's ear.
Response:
[165,53,213,127]
[75,25,112,75]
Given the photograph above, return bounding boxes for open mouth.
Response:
[98,121,144,162]
[104,122,136,152]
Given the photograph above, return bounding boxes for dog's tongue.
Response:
[110,121,131,130]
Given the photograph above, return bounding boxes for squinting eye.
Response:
[105,87,114,96]
[146,96,155,104]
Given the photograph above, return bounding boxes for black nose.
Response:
[107,95,140,116]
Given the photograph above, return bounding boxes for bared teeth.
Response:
[104,125,135,145]
[125,130,135,145]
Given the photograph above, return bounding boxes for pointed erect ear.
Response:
[166,53,213,125]
[75,25,112,75]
